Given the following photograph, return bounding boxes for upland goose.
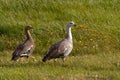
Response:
[11,26,35,61]
[42,21,76,62]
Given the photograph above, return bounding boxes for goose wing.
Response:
[12,41,34,61]
[43,39,71,62]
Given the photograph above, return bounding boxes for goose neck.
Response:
[25,30,33,41]
[66,26,72,40]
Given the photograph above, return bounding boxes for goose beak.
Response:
[74,24,76,26]
[29,26,33,29]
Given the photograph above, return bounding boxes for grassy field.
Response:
[0,0,120,80]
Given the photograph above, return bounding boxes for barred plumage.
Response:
[42,21,76,62]
[11,26,35,61]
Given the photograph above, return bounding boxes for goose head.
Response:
[25,26,33,30]
[66,21,76,28]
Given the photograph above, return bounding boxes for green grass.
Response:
[0,0,120,80]
[0,51,120,80]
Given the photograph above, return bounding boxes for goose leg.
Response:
[26,56,29,58]
[54,59,57,62]
[62,57,66,62]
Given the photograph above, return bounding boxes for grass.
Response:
[0,51,120,80]
[0,0,120,80]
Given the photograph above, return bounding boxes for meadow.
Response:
[0,0,120,80]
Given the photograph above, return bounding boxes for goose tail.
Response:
[11,55,19,61]
[42,56,47,62]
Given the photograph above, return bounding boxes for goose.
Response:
[42,21,76,62]
[11,26,35,61]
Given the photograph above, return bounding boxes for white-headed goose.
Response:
[11,26,35,61]
[42,21,76,62]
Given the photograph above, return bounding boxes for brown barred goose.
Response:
[42,21,76,62]
[11,26,35,61]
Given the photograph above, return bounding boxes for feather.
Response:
[20,45,34,57]
[42,22,76,62]
[11,26,34,61]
